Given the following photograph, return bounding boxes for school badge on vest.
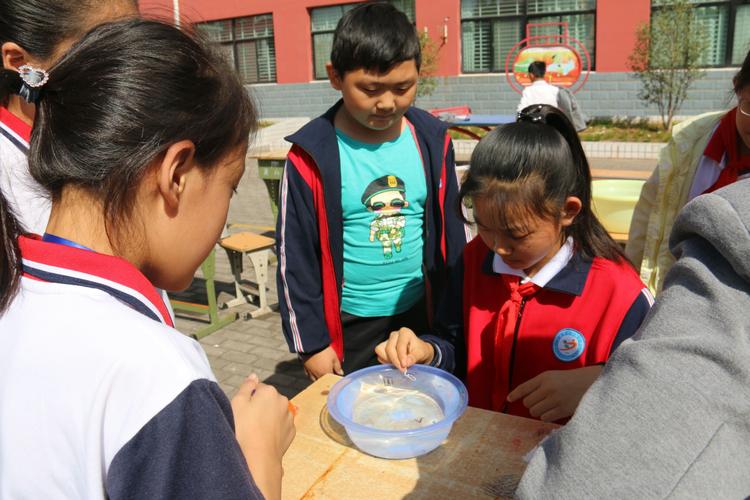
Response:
[552,328,586,362]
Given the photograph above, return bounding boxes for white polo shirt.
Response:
[0,236,263,499]
[517,80,560,112]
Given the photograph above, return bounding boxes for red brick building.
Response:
[139,0,750,118]
[141,0,748,84]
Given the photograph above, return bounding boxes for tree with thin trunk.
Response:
[417,30,440,98]
[628,0,709,130]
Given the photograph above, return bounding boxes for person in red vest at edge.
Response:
[276,3,468,380]
[377,105,653,423]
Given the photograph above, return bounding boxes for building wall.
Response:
[251,68,737,119]
[596,0,650,72]
[141,0,736,118]
[141,0,654,81]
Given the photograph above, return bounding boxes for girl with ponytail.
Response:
[0,0,138,234]
[376,104,654,423]
[0,19,294,499]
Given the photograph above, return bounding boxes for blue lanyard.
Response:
[42,233,94,252]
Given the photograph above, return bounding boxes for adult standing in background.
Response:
[517,61,559,112]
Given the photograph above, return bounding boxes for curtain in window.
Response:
[693,5,728,66]
[462,20,493,72]
[236,15,274,39]
[492,19,522,71]
[198,14,277,84]
[462,0,523,17]
[732,4,750,64]
[532,13,595,67]
[313,33,334,79]
[311,5,345,32]
[197,20,232,42]
[527,0,595,14]
[236,41,259,84]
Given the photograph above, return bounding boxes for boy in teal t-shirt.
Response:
[337,127,428,371]
[276,3,467,377]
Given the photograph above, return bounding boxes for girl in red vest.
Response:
[376,104,653,422]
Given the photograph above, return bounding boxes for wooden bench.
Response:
[219,231,277,319]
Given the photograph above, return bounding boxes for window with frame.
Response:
[460,0,596,74]
[197,14,277,84]
[651,0,750,67]
[310,0,416,80]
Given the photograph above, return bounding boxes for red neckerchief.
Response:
[702,107,750,194]
[491,275,540,411]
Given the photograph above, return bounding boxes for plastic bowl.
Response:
[591,179,646,235]
[326,364,468,459]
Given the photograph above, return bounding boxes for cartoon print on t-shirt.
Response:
[361,175,409,259]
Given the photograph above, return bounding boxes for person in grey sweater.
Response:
[516,179,750,498]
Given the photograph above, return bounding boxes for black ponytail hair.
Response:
[734,48,750,94]
[0,70,23,104]
[0,18,257,311]
[460,104,629,264]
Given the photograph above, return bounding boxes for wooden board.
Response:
[282,374,558,500]
[219,232,275,253]
[252,150,290,161]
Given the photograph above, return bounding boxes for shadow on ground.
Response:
[168,277,237,308]
[265,359,311,399]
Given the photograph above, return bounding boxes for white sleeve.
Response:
[518,89,531,112]
[687,155,723,201]
[625,168,659,268]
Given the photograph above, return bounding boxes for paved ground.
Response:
[172,144,658,401]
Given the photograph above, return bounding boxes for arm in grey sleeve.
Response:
[517,186,750,499]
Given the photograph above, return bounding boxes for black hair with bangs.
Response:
[330,2,421,77]
[460,104,629,264]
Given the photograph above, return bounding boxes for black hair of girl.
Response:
[0,18,257,311]
[0,0,138,104]
[330,2,421,76]
[460,104,629,265]
[734,48,750,93]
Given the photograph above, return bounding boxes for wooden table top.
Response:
[281,374,558,499]
[252,150,290,161]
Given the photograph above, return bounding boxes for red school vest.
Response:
[462,238,645,419]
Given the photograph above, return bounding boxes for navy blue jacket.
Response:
[276,100,468,358]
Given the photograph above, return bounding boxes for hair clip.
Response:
[17,64,49,104]
[516,104,545,123]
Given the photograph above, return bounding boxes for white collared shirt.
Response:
[492,236,574,287]
[518,80,560,112]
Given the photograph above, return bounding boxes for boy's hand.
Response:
[374,328,435,371]
[232,374,296,500]
[506,365,604,422]
[300,346,343,381]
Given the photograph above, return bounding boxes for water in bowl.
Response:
[352,382,444,431]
